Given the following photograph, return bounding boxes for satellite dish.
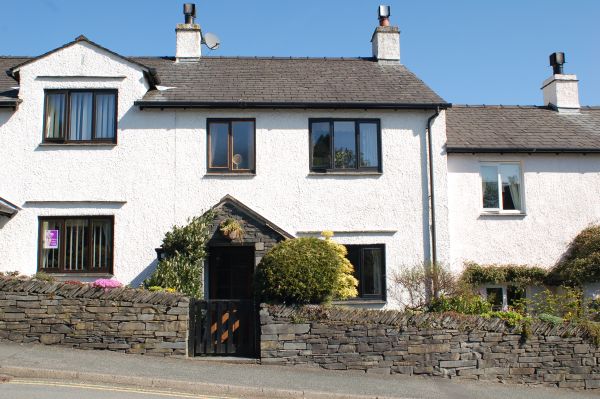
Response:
[202,32,221,50]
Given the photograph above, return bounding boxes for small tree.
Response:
[144,210,214,297]
[391,262,457,310]
[255,233,358,304]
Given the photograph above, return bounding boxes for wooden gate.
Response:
[190,299,257,357]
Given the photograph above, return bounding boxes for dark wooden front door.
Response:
[191,246,257,357]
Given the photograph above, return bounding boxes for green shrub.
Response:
[428,293,492,315]
[580,320,600,346]
[461,262,547,288]
[255,235,357,304]
[549,225,600,285]
[144,210,214,298]
[538,313,564,326]
[32,271,56,282]
[586,298,600,322]
[527,287,583,320]
[482,311,529,327]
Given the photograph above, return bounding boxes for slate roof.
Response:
[446,105,600,153]
[131,56,447,108]
[0,57,27,106]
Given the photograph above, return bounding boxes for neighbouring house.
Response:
[0,4,598,308]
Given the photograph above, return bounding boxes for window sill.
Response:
[41,272,113,278]
[204,172,256,177]
[39,142,117,147]
[333,299,386,306]
[480,211,526,217]
[308,171,382,176]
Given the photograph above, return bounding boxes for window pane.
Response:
[500,164,521,210]
[45,93,66,139]
[311,122,331,169]
[69,92,93,141]
[486,287,503,310]
[481,165,499,209]
[333,121,356,169]
[95,93,116,139]
[41,220,61,269]
[362,248,383,296]
[92,220,112,271]
[232,121,254,170]
[209,123,229,168]
[507,285,525,308]
[359,123,379,168]
[64,219,89,271]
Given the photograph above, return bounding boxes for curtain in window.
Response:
[45,93,66,139]
[500,164,522,210]
[209,123,229,168]
[69,92,93,140]
[363,248,382,295]
[359,123,379,168]
[64,219,89,271]
[95,94,116,139]
[92,220,112,270]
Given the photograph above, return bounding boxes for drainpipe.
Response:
[426,107,440,267]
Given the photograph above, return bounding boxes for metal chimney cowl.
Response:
[176,3,201,61]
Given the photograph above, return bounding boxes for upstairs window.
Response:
[310,119,381,172]
[480,162,523,212]
[39,216,113,274]
[207,119,256,173]
[44,90,117,143]
[345,244,386,300]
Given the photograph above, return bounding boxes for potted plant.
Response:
[220,218,245,241]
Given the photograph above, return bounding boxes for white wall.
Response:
[0,41,450,306]
[448,153,600,271]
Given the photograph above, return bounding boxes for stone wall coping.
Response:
[0,276,189,306]
[262,304,591,342]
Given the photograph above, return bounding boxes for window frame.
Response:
[480,161,525,214]
[345,244,386,301]
[37,215,115,274]
[42,89,118,144]
[309,118,382,173]
[206,118,256,174]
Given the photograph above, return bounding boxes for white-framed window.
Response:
[480,162,524,213]
[480,285,526,311]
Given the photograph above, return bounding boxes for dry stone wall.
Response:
[0,277,189,356]
[260,305,600,390]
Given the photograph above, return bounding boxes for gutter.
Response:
[135,101,452,110]
[426,107,441,267]
[447,147,600,154]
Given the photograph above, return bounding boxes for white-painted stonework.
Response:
[0,40,449,307]
[448,153,600,271]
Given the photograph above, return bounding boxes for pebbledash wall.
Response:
[0,277,189,356]
[260,305,600,390]
[448,153,600,269]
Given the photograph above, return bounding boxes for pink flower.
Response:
[92,278,122,290]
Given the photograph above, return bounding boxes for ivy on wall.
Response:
[461,262,547,288]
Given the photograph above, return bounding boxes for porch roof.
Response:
[0,197,20,218]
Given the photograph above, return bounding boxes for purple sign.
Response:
[45,230,59,249]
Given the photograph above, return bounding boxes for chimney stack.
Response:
[542,52,580,112]
[176,3,201,62]
[371,5,400,64]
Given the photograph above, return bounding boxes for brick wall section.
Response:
[260,305,600,390]
[0,277,189,356]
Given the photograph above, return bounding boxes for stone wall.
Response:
[260,305,600,390]
[0,277,189,356]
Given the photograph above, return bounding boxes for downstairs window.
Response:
[38,216,113,274]
[345,244,386,300]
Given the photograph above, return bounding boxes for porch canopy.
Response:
[0,197,20,218]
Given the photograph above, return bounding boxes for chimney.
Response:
[176,3,201,62]
[541,52,580,112]
[371,5,400,63]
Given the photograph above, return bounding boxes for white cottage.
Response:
[0,4,598,307]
